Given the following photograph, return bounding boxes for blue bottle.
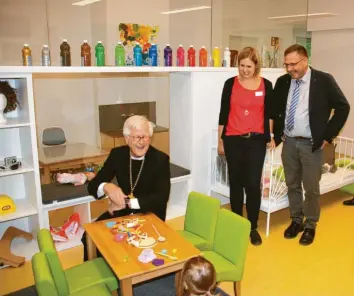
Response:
[133,44,142,66]
[149,44,158,66]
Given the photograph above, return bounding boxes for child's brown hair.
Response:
[177,256,219,296]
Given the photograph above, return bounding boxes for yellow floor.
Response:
[2,190,354,296]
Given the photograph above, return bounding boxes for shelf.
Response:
[0,118,31,129]
[0,66,285,74]
[0,237,39,270]
[0,160,34,178]
[0,199,37,223]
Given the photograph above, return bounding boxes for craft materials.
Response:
[152,258,164,266]
[152,224,166,242]
[155,252,178,260]
[106,221,116,228]
[138,249,156,263]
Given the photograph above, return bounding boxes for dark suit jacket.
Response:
[273,68,350,151]
[87,145,171,221]
[218,76,274,142]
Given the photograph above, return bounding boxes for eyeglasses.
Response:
[129,135,151,142]
[283,57,305,68]
[0,161,22,171]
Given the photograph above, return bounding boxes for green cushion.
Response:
[184,191,221,247]
[45,252,70,296]
[340,183,354,194]
[37,229,57,253]
[203,251,241,282]
[176,230,213,251]
[70,283,112,296]
[65,257,118,293]
[32,253,59,296]
[211,209,251,282]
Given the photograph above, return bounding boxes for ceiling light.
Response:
[161,6,211,15]
[268,12,336,20]
[72,0,102,6]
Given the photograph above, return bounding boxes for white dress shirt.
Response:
[97,155,145,209]
[285,68,312,138]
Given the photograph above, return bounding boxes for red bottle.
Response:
[187,45,196,67]
[199,46,208,67]
[177,45,185,67]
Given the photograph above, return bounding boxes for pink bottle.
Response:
[177,45,185,67]
[187,45,196,67]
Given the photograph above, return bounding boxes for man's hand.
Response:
[103,183,127,215]
[321,140,329,150]
[267,138,276,150]
[218,140,225,155]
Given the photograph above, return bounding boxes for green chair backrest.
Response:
[213,209,251,274]
[37,229,70,296]
[184,191,221,244]
[32,252,59,296]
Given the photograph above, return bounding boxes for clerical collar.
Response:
[131,155,145,160]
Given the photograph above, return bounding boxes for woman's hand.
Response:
[218,140,225,155]
[267,138,276,150]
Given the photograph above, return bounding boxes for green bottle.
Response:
[115,42,125,66]
[95,41,105,66]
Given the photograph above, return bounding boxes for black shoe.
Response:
[284,221,304,239]
[299,228,315,246]
[343,198,354,206]
[250,230,262,246]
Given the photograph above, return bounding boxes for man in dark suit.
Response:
[82,115,171,260]
[272,44,350,246]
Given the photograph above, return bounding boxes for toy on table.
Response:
[152,258,164,266]
[152,224,166,242]
[155,251,178,261]
[0,194,16,215]
[138,249,156,263]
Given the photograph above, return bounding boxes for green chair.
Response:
[203,209,251,296]
[32,228,118,296]
[177,191,221,251]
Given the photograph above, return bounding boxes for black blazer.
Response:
[272,68,350,151]
[218,76,274,142]
[87,145,171,221]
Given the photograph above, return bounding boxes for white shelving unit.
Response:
[0,66,285,261]
[0,74,43,269]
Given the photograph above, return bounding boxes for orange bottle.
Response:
[22,44,32,66]
[81,40,91,66]
[199,46,208,67]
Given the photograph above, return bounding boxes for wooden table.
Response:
[38,143,109,184]
[84,213,201,296]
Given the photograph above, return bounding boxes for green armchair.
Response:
[177,191,221,250]
[203,209,251,296]
[32,229,118,296]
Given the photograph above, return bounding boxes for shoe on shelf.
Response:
[284,221,304,239]
[299,228,315,246]
[343,197,354,206]
[250,229,262,246]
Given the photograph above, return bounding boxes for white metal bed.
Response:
[210,130,354,236]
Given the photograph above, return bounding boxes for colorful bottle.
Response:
[41,45,51,66]
[60,39,71,66]
[149,43,158,66]
[81,40,91,66]
[133,44,143,66]
[115,42,125,66]
[223,47,231,67]
[176,45,185,67]
[22,44,32,66]
[199,46,208,67]
[212,46,221,67]
[164,44,172,66]
[187,45,196,67]
[95,41,105,66]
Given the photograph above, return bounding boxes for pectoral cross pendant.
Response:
[128,193,135,199]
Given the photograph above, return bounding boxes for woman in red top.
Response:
[218,47,275,246]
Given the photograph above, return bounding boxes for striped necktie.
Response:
[286,79,302,132]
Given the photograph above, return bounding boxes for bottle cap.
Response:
[97,41,102,43]
[179,44,183,47]
[43,45,48,47]
[201,46,205,48]
[190,45,194,47]
[63,39,67,42]
[83,40,88,43]
[166,44,170,46]
[117,41,122,44]
[23,43,29,47]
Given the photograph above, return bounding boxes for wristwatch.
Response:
[270,133,274,138]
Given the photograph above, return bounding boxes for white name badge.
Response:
[255,91,263,97]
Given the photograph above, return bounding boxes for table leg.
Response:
[175,270,182,295]
[86,233,97,260]
[42,166,52,184]
[120,278,133,296]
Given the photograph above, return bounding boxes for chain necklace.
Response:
[128,156,145,199]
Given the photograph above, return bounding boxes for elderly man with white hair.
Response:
[82,115,171,260]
